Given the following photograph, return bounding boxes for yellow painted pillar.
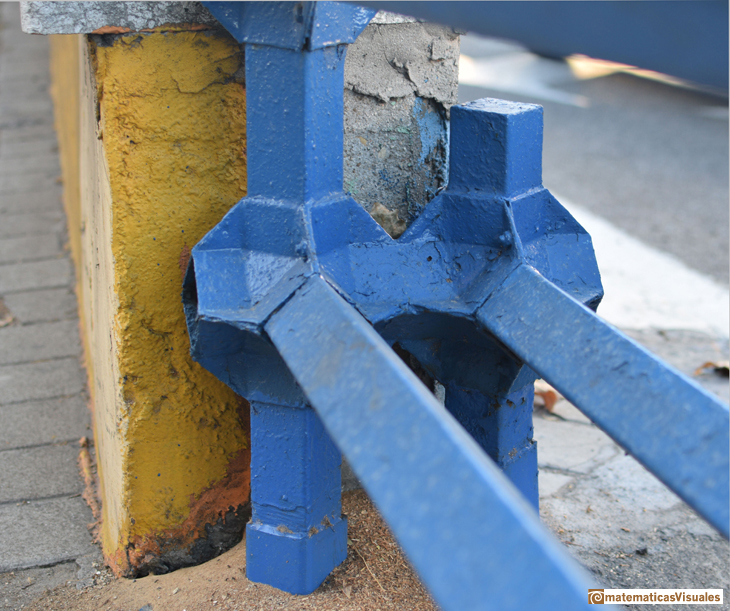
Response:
[49,26,250,577]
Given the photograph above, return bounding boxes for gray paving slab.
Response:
[0,443,83,503]
[0,91,53,108]
[0,1,98,590]
[0,211,63,238]
[0,395,90,449]
[0,233,63,264]
[0,497,96,572]
[0,153,59,176]
[0,188,62,214]
[534,417,620,474]
[0,123,56,143]
[2,287,77,324]
[0,562,78,611]
[0,357,85,405]
[0,135,57,157]
[538,470,574,498]
[0,257,71,293]
[0,60,49,79]
[0,173,60,197]
[0,319,80,366]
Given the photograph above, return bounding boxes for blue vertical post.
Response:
[444,383,539,510]
[241,38,350,596]
[247,401,347,594]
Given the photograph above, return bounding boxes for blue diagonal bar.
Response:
[265,275,616,611]
[477,264,730,539]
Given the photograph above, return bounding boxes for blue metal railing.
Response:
[183,3,729,609]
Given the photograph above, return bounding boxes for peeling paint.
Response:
[344,22,459,107]
[343,21,458,228]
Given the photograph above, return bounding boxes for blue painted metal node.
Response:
[185,1,729,606]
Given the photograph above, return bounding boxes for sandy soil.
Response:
[26,490,439,611]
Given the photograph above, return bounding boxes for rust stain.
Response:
[92,26,132,35]
[78,436,103,545]
[178,244,191,281]
[140,23,214,33]
[111,399,251,577]
[92,23,213,36]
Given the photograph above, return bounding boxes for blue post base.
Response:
[247,401,347,594]
[444,382,539,510]
[246,518,348,594]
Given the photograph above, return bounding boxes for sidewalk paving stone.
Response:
[0,175,60,197]
[0,258,71,293]
[0,234,63,264]
[0,320,81,366]
[0,443,83,503]
[0,395,90,449]
[2,287,77,324]
[0,497,96,573]
[0,358,85,405]
[0,138,58,159]
[0,188,62,214]
[534,417,621,474]
[0,155,59,176]
[0,124,56,143]
[0,212,63,238]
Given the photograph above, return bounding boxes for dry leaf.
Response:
[534,379,561,412]
[694,361,729,377]
[0,298,13,328]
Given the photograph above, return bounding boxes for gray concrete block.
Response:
[534,416,619,474]
[0,137,58,159]
[0,174,60,197]
[0,188,63,214]
[20,1,218,34]
[0,233,64,264]
[0,357,85,405]
[538,470,574,499]
[0,320,81,366]
[0,395,90,449]
[0,57,50,80]
[0,258,72,293]
[0,496,96,572]
[0,211,64,238]
[0,152,59,176]
[2,287,77,324]
[0,123,57,144]
[0,443,83,503]
[0,89,53,110]
[0,562,78,611]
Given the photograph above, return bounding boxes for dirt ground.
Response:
[24,490,439,611]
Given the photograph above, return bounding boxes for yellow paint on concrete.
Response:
[50,27,249,575]
[49,35,82,266]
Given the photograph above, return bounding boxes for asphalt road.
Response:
[459,34,729,286]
